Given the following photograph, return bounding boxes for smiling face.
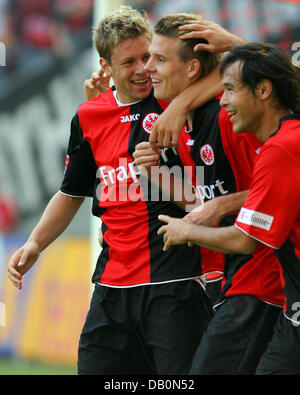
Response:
[145,34,199,102]
[220,61,265,134]
[109,34,152,103]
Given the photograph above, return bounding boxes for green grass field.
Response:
[0,358,77,375]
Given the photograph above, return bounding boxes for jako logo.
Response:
[0,43,6,66]
[142,113,159,134]
[121,114,140,123]
[291,42,300,67]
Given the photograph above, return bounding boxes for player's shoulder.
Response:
[79,88,116,112]
[194,97,221,124]
[265,113,300,154]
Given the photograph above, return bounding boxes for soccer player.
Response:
[7,6,223,375]
[157,42,300,375]
[133,17,284,374]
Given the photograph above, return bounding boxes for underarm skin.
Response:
[185,223,258,254]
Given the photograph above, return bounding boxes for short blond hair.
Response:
[94,5,152,64]
[155,14,220,78]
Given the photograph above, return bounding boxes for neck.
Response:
[186,110,194,130]
[255,108,291,143]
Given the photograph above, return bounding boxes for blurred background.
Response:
[0,0,299,375]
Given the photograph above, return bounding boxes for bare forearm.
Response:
[27,191,84,252]
[214,190,249,219]
[185,223,257,254]
[173,65,222,113]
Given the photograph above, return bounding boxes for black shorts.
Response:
[78,280,213,375]
[205,274,223,306]
[256,312,300,375]
[189,295,282,375]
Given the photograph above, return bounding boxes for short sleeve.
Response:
[60,113,97,197]
[235,143,300,248]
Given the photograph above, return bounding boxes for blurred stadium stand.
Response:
[0,0,299,372]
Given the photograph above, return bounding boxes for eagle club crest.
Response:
[142,113,159,134]
[200,144,215,166]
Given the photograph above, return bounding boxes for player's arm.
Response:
[150,66,222,149]
[184,190,249,227]
[133,142,200,212]
[157,216,258,254]
[7,192,84,289]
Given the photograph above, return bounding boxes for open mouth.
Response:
[151,78,162,87]
[131,78,151,87]
[226,110,237,121]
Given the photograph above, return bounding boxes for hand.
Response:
[149,100,187,149]
[157,215,190,251]
[7,240,40,289]
[132,142,161,176]
[84,69,111,100]
[184,198,221,227]
[178,21,245,53]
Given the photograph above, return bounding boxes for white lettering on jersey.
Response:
[99,162,140,186]
[237,208,274,231]
[120,114,141,123]
[192,179,229,204]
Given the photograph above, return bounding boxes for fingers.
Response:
[179,21,214,30]
[158,214,171,225]
[133,142,161,167]
[193,43,213,52]
[7,242,39,290]
[7,250,23,289]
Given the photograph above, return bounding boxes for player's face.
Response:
[220,61,264,134]
[145,34,193,102]
[110,35,152,103]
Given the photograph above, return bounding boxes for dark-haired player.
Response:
[158,42,300,375]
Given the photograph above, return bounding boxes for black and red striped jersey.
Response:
[179,97,284,307]
[236,114,300,321]
[60,88,202,287]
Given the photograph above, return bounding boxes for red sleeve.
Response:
[235,143,300,248]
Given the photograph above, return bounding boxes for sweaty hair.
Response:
[220,42,300,112]
[154,13,220,78]
[93,5,152,65]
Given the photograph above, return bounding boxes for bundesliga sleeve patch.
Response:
[237,208,274,231]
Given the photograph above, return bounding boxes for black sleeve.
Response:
[60,113,97,197]
[159,147,184,170]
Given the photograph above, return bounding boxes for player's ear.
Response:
[188,59,201,79]
[256,79,273,101]
[99,57,112,77]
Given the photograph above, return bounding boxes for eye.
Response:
[143,54,151,63]
[122,59,134,66]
